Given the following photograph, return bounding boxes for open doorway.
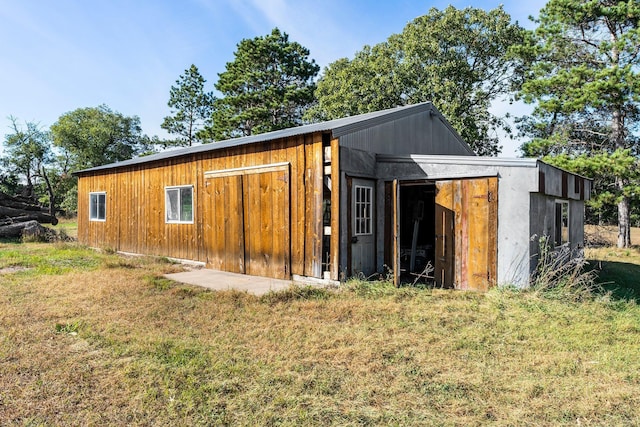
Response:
[398,182,437,284]
[387,177,498,290]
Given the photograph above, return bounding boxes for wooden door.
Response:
[206,175,245,273]
[461,178,497,290]
[435,178,498,290]
[349,178,376,277]
[242,169,290,279]
[435,181,455,288]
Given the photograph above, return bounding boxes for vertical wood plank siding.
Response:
[434,177,498,290]
[77,133,325,278]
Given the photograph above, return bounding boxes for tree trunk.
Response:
[0,220,47,238]
[0,190,58,225]
[617,181,631,248]
[0,206,58,225]
[41,166,56,217]
[612,107,630,248]
[609,32,631,248]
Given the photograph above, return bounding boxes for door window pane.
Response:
[354,185,372,235]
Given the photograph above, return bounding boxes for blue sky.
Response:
[0,0,548,156]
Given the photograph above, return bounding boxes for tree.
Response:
[161,64,214,146]
[1,118,56,214]
[49,105,149,215]
[516,0,640,247]
[308,6,526,156]
[209,28,320,140]
[0,172,20,196]
[51,105,148,170]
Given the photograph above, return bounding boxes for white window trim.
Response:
[89,192,106,222]
[165,185,194,224]
[354,185,373,236]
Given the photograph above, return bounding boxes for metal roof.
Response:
[75,102,438,175]
[377,154,593,180]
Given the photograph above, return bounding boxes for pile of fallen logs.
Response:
[0,191,57,238]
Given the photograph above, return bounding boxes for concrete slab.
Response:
[164,269,296,296]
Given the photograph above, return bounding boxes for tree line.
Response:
[2,1,639,247]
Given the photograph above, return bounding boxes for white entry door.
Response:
[351,178,375,276]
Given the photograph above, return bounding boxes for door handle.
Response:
[351,236,358,243]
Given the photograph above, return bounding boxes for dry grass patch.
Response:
[1,243,640,425]
[585,224,640,247]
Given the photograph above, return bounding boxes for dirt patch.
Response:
[0,266,32,274]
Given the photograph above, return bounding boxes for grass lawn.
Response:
[585,225,640,300]
[51,217,78,240]
[1,241,640,425]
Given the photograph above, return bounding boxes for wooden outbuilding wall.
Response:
[77,132,336,279]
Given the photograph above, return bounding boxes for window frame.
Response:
[353,185,373,236]
[89,192,107,222]
[165,185,194,224]
[554,200,570,246]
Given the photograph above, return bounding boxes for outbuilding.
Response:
[75,102,590,289]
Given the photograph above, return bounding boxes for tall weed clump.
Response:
[530,235,601,301]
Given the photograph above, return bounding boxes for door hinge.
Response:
[473,191,494,202]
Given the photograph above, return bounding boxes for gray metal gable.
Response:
[338,108,474,156]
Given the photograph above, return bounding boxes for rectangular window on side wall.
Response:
[554,200,569,246]
[165,186,194,223]
[354,185,373,235]
[89,192,106,221]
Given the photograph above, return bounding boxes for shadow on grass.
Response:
[590,259,640,302]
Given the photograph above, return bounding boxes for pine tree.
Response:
[209,28,319,140]
[162,64,214,146]
[517,0,640,247]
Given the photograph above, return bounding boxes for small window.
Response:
[89,192,106,221]
[165,186,194,223]
[354,185,373,235]
[555,200,569,246]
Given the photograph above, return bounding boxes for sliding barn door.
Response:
[242,169,290,279]
[205,165,291,280]
[207,175,245,273]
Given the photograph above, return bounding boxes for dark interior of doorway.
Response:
[399,183,436,284]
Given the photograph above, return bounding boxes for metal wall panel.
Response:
[339,110,473,156]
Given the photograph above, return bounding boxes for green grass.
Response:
[1,242,640,425]
[586,247,640,301]
[0,242,104,276]
[52,217,78,239]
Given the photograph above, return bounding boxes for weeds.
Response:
[145,274,175,291]
[260,285,332,304]
[530,236,602,301]
[54,320,83,335]
[342,278,398,298]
